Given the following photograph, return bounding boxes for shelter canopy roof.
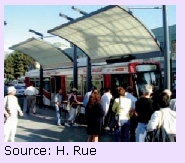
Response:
[9,37,73,69]
[48,5,162,63]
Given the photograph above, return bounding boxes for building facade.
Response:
[151,24,176,60]
[151,24,176,90]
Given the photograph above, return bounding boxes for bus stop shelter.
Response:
[9,37,73,69]
[48,5,162,64]
[10,37,74,107]
[9,5,164,106]
[48,5,162,91]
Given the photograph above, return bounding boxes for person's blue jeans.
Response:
[121,120,130,142]
[55,104,61,125]
[109,114,116,133]
[135,122,147,142]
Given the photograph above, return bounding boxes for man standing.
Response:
[54,88,63,126]
[101,87,112,127]
[125,86,138,142]
[24,82,39,114]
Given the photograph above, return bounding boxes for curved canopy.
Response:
[48,5,162,63]
[9,37,73,69]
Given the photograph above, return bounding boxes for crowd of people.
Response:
[55,84,176,142]
[4,82,176,142]
[87,85,176,142]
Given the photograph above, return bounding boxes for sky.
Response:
[4,5,176,53]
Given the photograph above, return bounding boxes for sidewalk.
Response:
[15,99,113,142]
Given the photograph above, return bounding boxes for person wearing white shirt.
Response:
[125,86,138,142]
[101,87,112,127]
[4,86,24,142]
[54,88,63,126]
[125,87,137,110]
[83,86,97,107]
[170,99,176,111]
[24,82,39,114]
[147,93,176,142]
[163,89,176,111]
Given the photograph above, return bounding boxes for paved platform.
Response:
[15,100,113,142]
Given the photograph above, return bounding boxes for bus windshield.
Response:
[136,71,161,96]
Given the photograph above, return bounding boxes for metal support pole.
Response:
[163,5,171,90]
[73,45,78,89]
[39,65,43,108]
[86,57,91,92]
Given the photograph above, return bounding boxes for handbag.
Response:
[145,110,171,142]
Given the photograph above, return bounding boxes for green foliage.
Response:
[4,51,36,80]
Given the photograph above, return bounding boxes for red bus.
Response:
[24,59,162,106]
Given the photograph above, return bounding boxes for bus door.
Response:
[50,77,56,106]
[50,76,62,93]
[111,74,130,94]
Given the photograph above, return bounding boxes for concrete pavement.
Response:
[15,98,113,142]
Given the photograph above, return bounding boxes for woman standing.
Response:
[146,92,176,142]
[4,86,24,142]
[112,86,132,142]
[65,88,80,127]
[86,92,105,142]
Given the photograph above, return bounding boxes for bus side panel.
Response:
[25,77,30,87]
[103,74,111,88]
[61,76,67,100]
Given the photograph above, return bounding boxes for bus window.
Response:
[66,76,82,95]
[78,77,82,95]
[35,79,40,88]
[83,75,103,94]
[152,71,162,91]
[43,78,51,92]
[143,73,150,84]
[66,76,73,94]
[136,71,161,96]
[92,75,103,92]
[111,74,130,89]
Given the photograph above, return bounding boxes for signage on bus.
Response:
[103,67,128,73]
[136,65,157,72]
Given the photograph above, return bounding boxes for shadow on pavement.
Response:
[15,105,113,142]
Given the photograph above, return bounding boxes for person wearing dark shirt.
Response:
[86,92,105,142]
[135,84,157,142]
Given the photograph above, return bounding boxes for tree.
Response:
[4,51,36,80]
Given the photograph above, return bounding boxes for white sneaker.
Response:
[64,123,71,127]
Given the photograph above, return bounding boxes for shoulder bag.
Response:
[145,110,171,142]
